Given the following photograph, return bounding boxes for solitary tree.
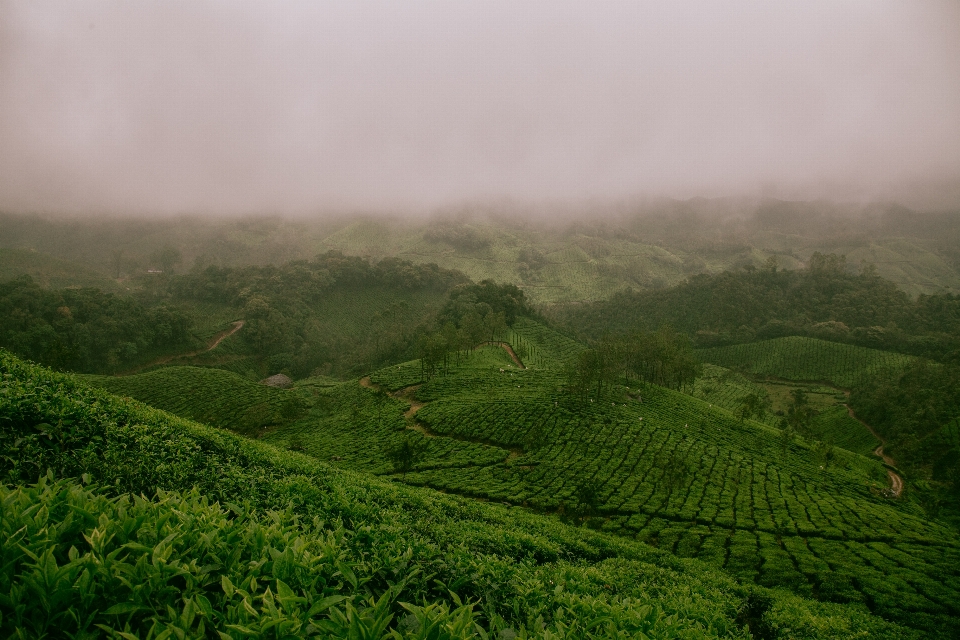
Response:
[110,249,124,279]
[779,422,796,456]
[152,246,183,274]
[786,388,816,437]
[573,479,602,522]
[387,435,426,476]
[737,393,766,423]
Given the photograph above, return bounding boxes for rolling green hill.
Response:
[80,366,307,437]
[697,337,915,388]
[256,320,960,636]
[317,219,960,304]
[317,220,770,305]
[27,317,954,634]
[0,247,121,291]
[687,364,880,458]
[2,349,922,639]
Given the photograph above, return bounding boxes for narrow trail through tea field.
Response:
[845,404,904,497]
[478,341,526,369]
[119,320,245,375]
[359,375,522,459]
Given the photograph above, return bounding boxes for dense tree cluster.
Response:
[552,253,960,362]
[565,327,702,402]
[0,275,193,373]
[156,252,471,378]
[418,281,529,378]
[850,360,960,516]
[168,251,466,305]
[437,280,531,327]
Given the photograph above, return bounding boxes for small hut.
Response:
[260,373,293,389]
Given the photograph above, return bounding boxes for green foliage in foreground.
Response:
[0,350,922,638]
[697,337,914,389]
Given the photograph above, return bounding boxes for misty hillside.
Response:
[3,200,960,305]
[2,2,960,637]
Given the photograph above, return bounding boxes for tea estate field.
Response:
[3,349,928,639]
[81,320,960,636]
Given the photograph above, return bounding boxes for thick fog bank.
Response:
[1,1,959,215]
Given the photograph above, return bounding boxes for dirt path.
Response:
[359,376,522,459]
[845,404,904,497]
[478,341,526,369]
[119,320,244,375]
[361,377,426,419]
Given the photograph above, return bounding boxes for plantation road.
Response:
[845,404,904,497]
[119,320,244,375]
[477,341,526,368]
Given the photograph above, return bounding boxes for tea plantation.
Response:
[1,349,920,639]
[259,321,960,637]
[696,337,915,388]
[81,366,307,437]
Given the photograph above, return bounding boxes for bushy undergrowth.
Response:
[0,350,928,638]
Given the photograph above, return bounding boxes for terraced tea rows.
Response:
[79,320,960,635]
[687,364,879,457]
[508,316,585,366]
[697,337,914,388]
[81,366,304,437]
[689,364,779,426]
[345,323,960,632]
[14,350,921,640]
[397,369,960,630]
[264,379,512,474]
[811,406,882,457]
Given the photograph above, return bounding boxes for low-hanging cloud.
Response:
[1,0,959,215]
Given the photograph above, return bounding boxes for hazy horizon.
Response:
[2,1,959,216]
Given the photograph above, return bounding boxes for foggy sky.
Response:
[1,1,959,216]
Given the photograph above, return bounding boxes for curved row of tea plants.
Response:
[81,366,306,437]
[696,337,914,388]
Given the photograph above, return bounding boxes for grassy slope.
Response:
[811,406,882,458]
[697,337,916,389]
[0,247,121,291]
[688,364,880,457]
[316,221,960,304]
[1,350,916,639]
[16,321,957,634]
[260,321,960,636]
[317,221,744,305]
[68,323,952,635]
[80,366,306,437]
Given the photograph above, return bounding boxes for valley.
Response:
[2,207,960,638]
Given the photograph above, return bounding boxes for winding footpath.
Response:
[845,404,904,497]
[477,341,526,369]
[359,340,526,461]
[119,320,245,375]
